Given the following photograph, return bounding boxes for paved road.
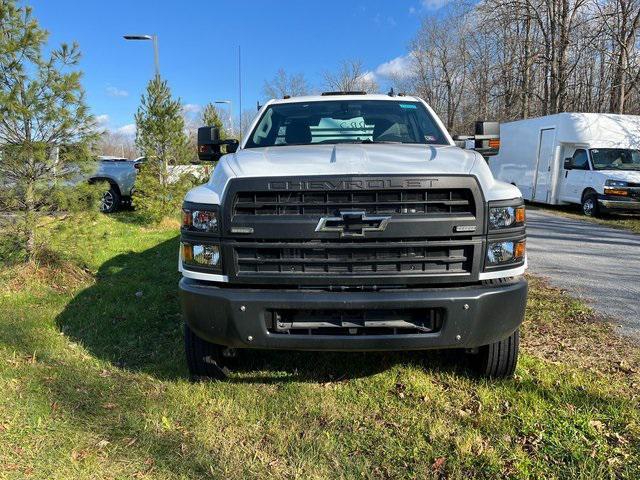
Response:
[526,209,640,338]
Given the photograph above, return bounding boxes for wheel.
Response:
[581,192,599,217]
[184,323,229,380]
[472,329,519,378]
[100,185,121,213]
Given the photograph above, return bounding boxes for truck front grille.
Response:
[234,240,473,275]
[222,176,484,285]
[233,189,475,216]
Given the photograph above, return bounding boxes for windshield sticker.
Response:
[400,104,417,109]
[424,135,437,142]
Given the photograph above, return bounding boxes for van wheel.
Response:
[184,324,229,380]
[472,329,519,378]
[100,186,121,213]
[581,193,599,217]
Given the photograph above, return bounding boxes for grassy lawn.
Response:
[1,213,639,479]
[528,203,640,234]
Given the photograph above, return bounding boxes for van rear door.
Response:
[533,128,556,203]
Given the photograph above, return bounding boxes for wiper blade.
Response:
[360,139,404,144]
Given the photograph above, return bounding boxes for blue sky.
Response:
[29,0,452,135]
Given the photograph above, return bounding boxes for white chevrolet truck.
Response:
[179,93,527,379]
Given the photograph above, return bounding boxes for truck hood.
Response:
[226,144,476,177]
[596,169,640,184]
[184,144,520,204]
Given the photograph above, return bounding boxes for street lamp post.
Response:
[123,34,159,77]
[214,100,233,134]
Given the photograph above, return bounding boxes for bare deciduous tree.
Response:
[411,17,470,130]
[98,131,138,158]
[394,0,640,133]
[322,59,379,93]
[263,68,310,99]
[596,0,640,113]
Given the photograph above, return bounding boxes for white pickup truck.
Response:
[179,93,528,379]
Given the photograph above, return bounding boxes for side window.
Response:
[251,109,274,146]
[571,149,590,170]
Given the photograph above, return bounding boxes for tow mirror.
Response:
[197,126,239,161]
[563,158,573,170]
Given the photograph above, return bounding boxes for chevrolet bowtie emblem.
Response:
[315,211,391,237]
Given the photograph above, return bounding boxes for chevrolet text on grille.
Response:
[267,178,439,190]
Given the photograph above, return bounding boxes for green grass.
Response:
[529,204,640,234]
[0,213,639,479]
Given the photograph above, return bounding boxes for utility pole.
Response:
[214,100,233,133]
[238,45,242,137]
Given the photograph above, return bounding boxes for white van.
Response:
[489,113,640,216]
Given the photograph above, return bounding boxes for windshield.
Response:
[590,148,640,171]
[244,100,448,148]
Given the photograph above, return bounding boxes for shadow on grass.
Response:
[55,235,186,379]
[226,348,468,384]
[54,235,468,383]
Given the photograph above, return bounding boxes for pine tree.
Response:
[133,76,191,223]
[0,1,99,262]
[200,103,228,139]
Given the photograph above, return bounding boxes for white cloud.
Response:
[359,71,378,85]
[409,6,417,14]
[116,124,136,136]
[375,54,414,79]
[421,0,453,10]
[95,114,110,127]
[106,85,129,97]
[183,103,202,114]
[95,114,135,137]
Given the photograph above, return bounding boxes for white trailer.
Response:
[489,113,640,215]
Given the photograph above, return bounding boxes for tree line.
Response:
[386,0,640,133]
[262,0,640,134]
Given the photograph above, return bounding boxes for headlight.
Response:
[182,243,221,268]
[486,240,526,266]
[604,179,629,196]
[488,205,525,230]
[182,207,219,233]
[605,179,628,187]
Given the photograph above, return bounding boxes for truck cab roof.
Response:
[265,93,423,106]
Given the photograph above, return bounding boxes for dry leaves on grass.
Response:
[1,259,93,294]
[523,277,640,385]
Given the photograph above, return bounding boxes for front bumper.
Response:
[598,194,640,211]
[180,277,528,352]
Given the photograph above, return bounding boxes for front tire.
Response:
[184,324,229,380]
[472,329,519,378]
[582,193,599,217]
